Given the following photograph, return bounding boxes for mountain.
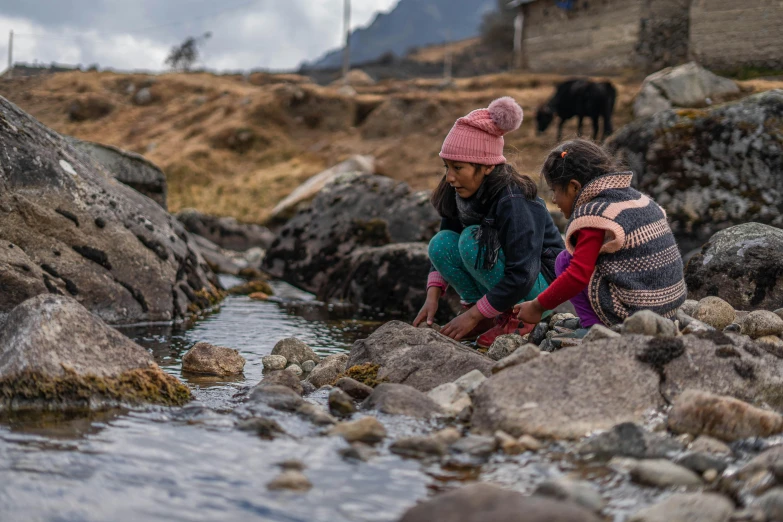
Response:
[306,0,494,70]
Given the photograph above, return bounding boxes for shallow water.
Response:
[0,276,748,521]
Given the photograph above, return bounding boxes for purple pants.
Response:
[555,250,603,328]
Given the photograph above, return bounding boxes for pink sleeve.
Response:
[427,271,448,292]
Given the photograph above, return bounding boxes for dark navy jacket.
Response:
[431,184,565,313]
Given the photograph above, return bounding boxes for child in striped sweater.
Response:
[515,139,686,328]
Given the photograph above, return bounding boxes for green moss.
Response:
[675,109,708,120]
[338,363,383,388]
[227,279,274,296]
[0,367,191,410]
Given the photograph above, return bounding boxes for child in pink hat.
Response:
[413,97,565,347]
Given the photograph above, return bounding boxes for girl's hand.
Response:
[441,306,483,341]
[413,287,442,327]
[515,299,545,325]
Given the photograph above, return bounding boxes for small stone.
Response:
[724,323,741,333]
[535,478,605,514]
[301,360,317,373]
[285,363,303,376]
[680,300,699,316]
[693,296,737,330]
[668,389,783,441]
[339,442,377,462]
[262,354,287,371]
[250,385,303,412]
[296,402,336,425]
[453,370,486,394]
[427,383,462,407]
[577,422,682,460]
[675,451,728,475]
[752,488,783,521]
[390,436,447,459]
[362,383,444,419]
[583,324,621,343]
[682,318,716,334]
[431,427,462,446]
[329,417,386,444]
[278,459,305,471]
[624,459,703,488]
[248,292,269,301]
[757,335,783,348]
[335,377,373,400]
[495,430,523,455]
[491,344,540,374]
[730,508,766,522]
[450,435,497,458]
[328,388,356,418]
[236,417,285,439]
[530,321,549,345]
[448,393,473,416]
[741,311,783,339]
[257,370,304,395]
[775,309,783,321]
[549,313,576,329]
[628,492,733,522]
[271,338,320,365]
[267,470,311,492]
[181,342,245,376]
[487,334,525,361]
[306,353,349,388]
[518,434,543,452]
[689,435,732,455]
[622,310,677,337]
[301,380,316,395]
[703,469,718,482]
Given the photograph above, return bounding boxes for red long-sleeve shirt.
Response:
[537,228,604,311]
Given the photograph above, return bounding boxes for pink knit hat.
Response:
[439,96,524,165]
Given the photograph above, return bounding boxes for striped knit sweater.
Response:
[565,172,686,326]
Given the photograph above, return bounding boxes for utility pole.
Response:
[342,0,351,82]
[7,30,12,79]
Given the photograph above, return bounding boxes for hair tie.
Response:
[561,150,568,158]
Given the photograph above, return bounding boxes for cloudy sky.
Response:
[0,0,400,72]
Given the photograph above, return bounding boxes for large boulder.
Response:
[471,336,664,440]
[347,321,494,392]
[608,90,783,253]
[685,223,783,311]
[0,96,221,324]
[0,295,190,410]
[398,483,601,522]
[268,155,374,223]
[633,62,740,119]
[263,173,440,295]
[65,137,168,209]
[175,208,274,252]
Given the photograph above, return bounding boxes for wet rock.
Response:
[301,360,316,373]
[300,380,316,395]
[680,300,700,317]
[622,310,677,337]
[296,402,337,425]
[751,488,783,521]
[329,416,386,444]
[668,389,783,441]
[306,353,349,389]
[535,479,605,515]
[361,383,443,419]
[583,324,620,343]
[491,344,540,374]
[339,441,377,462]
[453,369,486,394]
[738,446,783,479]
[431,427,462,446]
[390,436,447,459]
[398,483,602,522]
[675,451,728,475]
[0,97,220,324]
[450,435,497,459]
[619,458,703,488]
[175,208,274,251]
[181,342,245,376]
[519,434,543,452]
[262,355,287,371]
[0,295,190,410]
[629,492,734,522]
[335,377,373,400]
[237,417,285,439]
[549,313,577,329]
[758,335,783,348]
[608,89,783,253]
[633,62,739,119]
[271,338,320,366]
[328,388,356,418]
[267,469,311,492]
[577,422,683,460]
[530,321,550,346]
[426,382,467,415]
[684,223,783,311]
[495,430,524,455]
[227,279,273,296]
[66,137,168,208]
[741,311,783,340]
[284,364,303,376]
[248,385,303,412]
[682,317,716,335]
[693,297,737,331]
[472,336,664,439]
[487,334,525,361]
[347,321,493,392]
[690,435,732,455]
[258,370,304,395]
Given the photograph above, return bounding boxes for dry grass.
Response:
[2,69,781,224]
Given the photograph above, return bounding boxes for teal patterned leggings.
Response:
[428,225,549,306]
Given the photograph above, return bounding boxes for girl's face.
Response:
[548,179,582,219]
[443,160,494,198]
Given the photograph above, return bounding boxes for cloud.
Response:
[0,0,400,72]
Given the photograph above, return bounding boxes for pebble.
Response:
[450,435,497,459]
[530,321,549,345]
[487,334,525,361]
[181,342,246,376]
[689,435,732,455]
[518,434,543,452]
[301,380,316,395]
[703,469,718,482]
[534,478,605,514]
[248,292,269,301]
[549,313,576,328]
[427,383,462,408]
[431,427,462,446]
[629,492,733,522]
[583,324,620,343]
[757,335,783,348]
[491,344,540,374]
[267,470,312,492]
[752,488,783,521]
[679,300,699,317]
[285,364,303,376]
[675,451,728,475]
[236,417,285,439]
[741,310,783,339]
[622,310,677,337]
[339,442,378,462]
[296,402,337,426]
[615,458,703,488]
[328,388,356,418]
[453,370,486,394]
[335,377,373,400]
[301,360,317,373]
[329,417,387,444]
[682,318,716,334]
[693,296,737,330]
[262,355,288,371]
[495,430,523,455]
[775,309,783,321]
[390,436,447,459]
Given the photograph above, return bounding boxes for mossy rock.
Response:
[340,363,383,388]
[228,279,274,296]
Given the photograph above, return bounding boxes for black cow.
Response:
[535,79,617,142]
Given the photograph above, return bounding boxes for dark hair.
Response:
[541,138,624,188]
[430,163,537,219]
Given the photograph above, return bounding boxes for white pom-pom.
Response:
[488,96,523,132]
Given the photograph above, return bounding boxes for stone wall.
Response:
[689,0,783,72]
